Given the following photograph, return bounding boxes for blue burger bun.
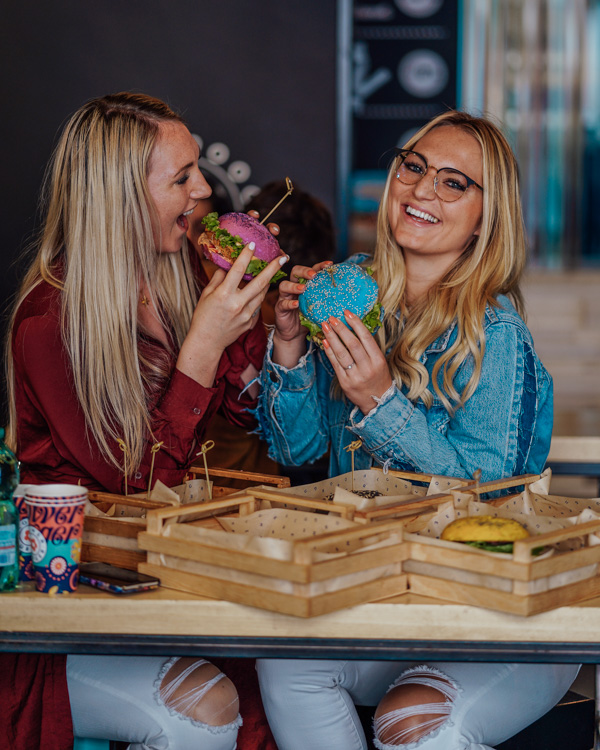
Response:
[298,263,383,344]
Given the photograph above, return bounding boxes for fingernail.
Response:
[345,310,355,319]
[296,284,305,292]
[322,339,330,349]
[249,241,256,251]
[292,300,299,308]
[279,255,289,266]
[329,316,340,327]
[322,321,331,333]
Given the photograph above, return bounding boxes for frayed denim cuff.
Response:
[262,329,316,389]
[349,381,398,429]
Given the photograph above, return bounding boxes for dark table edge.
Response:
[0,632,597,662]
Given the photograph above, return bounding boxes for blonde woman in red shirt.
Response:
[3,92,285,750]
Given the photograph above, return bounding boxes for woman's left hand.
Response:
[321,310,393,415]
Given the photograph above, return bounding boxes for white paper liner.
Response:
[158,511,402,597]
[245,469,464,512]
[162,516,401,559]
[218,508,358,547]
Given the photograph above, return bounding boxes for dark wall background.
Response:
[0,0,337,421]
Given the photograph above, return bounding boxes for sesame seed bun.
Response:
[298,263,383,344]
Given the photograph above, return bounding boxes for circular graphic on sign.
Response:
[191,134,259,211]
[395,0,444,18]
[205,142,230,165]
[29,526,47,564]
[398,49,449,98]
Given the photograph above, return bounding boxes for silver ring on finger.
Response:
[344,362,354,371]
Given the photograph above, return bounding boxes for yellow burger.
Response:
[441,515,530,554]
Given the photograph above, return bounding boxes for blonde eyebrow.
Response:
[173,160,195,178]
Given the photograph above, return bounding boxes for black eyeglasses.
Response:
[393,148,483,203]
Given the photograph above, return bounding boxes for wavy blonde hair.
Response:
[370,110,526,413]
[6,92,198,471]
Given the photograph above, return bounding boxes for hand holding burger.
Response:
[298,263,383,346]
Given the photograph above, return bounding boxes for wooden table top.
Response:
[3,584,600,648]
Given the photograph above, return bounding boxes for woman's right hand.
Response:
[274,261,333,342]
[271,260,333,368]
[177,243,287,387]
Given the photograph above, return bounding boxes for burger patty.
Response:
[199,230,237,262]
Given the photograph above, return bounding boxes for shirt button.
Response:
[193,407,201,415]
[134,472,142,480]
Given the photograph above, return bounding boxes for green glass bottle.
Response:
[0,427,20,592]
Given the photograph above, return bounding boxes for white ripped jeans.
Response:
[67,655,241,749]
[256,658,580,750]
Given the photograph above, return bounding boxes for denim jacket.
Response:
[255,258,553,482]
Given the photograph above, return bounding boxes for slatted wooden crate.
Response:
[398,474,600,616]
[82,467,290,571]
[138,490,409,617]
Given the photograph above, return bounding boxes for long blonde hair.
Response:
[6,92,198,471]
[371,110,526,413]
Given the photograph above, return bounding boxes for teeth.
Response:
[406,206,439,223]
[183,208,194,216]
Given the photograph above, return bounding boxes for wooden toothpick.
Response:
[147,441,164,500]
[345,440,363,491]
[259,177,294,225]
[196,440,216,500]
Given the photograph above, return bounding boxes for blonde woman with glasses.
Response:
[3,92,285,749]
[254,110,579,750]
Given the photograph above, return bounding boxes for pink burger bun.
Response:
[199,211,286,282]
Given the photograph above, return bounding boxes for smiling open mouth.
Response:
[176,208,195,230]
[406,206,439,224]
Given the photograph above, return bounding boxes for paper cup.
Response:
[13,484,35,581]
[25,484,88,594]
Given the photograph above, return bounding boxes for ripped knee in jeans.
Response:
[373,666,458,748]
[158,657,240,728]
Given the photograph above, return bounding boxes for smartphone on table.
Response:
[79,562,160,594]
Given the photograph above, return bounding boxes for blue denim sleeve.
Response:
[348,321,551,481]
[254,335,331,466]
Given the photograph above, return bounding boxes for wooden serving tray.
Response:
[82,467,290,571]
[138,491,409,618]
[400,473,600,616]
